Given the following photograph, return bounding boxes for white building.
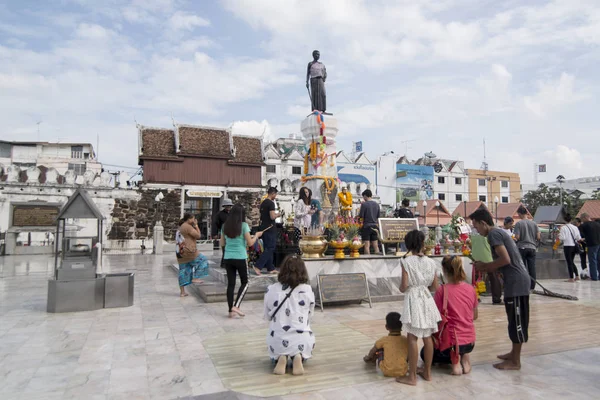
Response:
[0,140,102,176]
[522,176,600,199]
[263,135,306,216]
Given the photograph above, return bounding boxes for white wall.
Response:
[377,155,397,207]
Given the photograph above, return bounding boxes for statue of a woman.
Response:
[306,50,327,112]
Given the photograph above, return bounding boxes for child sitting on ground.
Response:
[363,312,408,377]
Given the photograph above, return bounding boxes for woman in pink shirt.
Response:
[421,255,478,375]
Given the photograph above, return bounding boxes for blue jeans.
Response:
[587,245,599,281]
[256,229,276,271]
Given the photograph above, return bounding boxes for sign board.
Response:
[316,272,372,311]
[378,218,419,242]
[337,162,376,185]
[186,190,222,198]
[396,164,434,202]
[12,205,60,227]
[355,141,363,152]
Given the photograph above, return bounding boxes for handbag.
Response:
[567,225,583,254]
[432,285,460,364]
[269,286,296,321]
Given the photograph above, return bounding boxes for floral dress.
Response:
[264,282,316,360]
[400,255,441,338]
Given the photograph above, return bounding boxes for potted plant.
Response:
[424,230,436,255]
[326,223,348,259]
[345,223,364,258]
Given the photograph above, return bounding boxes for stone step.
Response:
[168,263,277,303]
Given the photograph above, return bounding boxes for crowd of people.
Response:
[174,187,600,381]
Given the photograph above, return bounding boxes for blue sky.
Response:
[1,0,599,183]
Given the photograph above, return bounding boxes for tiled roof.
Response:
[231,136,264,165]
[496,203,531,220]
[452,201,488,217]
[423,200,452,216]
[140,128,176,158]
[178,126,231,158]
[577,200,600,219]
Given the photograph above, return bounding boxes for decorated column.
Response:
[301,111,339,221]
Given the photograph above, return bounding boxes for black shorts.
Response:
[505,296,529,344]
[361,226,379,242]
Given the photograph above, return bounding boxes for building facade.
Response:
[465,169,521,210]
[0,140,102,176]
[138,124,265,238]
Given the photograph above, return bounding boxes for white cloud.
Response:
[167,11,210,31]
[230,120,272,140]
[524,73,585,117]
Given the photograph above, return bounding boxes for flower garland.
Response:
[301,175,336,193]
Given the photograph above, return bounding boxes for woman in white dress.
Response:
[294,187,314,231]
[264,255,316,376]
[397,229,441,386]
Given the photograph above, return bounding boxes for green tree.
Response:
[591,190,600,200]
[520,184,584,217]
[520,184,559,217]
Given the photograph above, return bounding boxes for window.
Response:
[455,177,462,185]
[502,196,509,203]
[479,195,487,202]
[68,163,86,175]
[478,179,486,186]
[0,142,11,158]
[71,145,83,159]
[266,165,276,173]
[292,166,302,175]
[438,193,446,201]
[437,176,445,184]
[501,180,509,188]
[455,194,463,201]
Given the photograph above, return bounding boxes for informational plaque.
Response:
[12,205,60,227]
[378,218,419,242]
[316,273,372,311]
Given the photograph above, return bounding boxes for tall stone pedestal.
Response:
[301,114,339,223]
[153,222,164,255]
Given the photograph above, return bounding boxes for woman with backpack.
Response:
[221,204,263,318]
[176,213,208,297]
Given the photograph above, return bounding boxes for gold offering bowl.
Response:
[348,241,364,258]
[299,235,328,259]
[329,240,349,259]
[424,244,434,256]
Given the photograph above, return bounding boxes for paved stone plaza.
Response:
[1,253,599,400]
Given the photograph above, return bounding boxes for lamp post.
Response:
[494,196,499,226]
[423,200,427,226]
[435,201,441,226]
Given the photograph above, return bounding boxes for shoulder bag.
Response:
[567,225,583,254]
[269,286,296,321]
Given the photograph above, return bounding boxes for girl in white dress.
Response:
[397,229,441,386]
[294,187,314,231]
[264,255,316,376]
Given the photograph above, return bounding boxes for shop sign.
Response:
[186,190,222,198]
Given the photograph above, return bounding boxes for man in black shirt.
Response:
[212,199,233,267]
[580,213,600,281]
[255,187,281,275]
[394,198,414,218]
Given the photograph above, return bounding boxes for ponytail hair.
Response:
[441,255,466,283]
[179,213,193,226]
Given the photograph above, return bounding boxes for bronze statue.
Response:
[306,50,327,112]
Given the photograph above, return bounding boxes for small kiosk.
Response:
[47,188,134,313]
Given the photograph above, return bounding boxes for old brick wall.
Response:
[228,191,262,227]
[109,189,181,240]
